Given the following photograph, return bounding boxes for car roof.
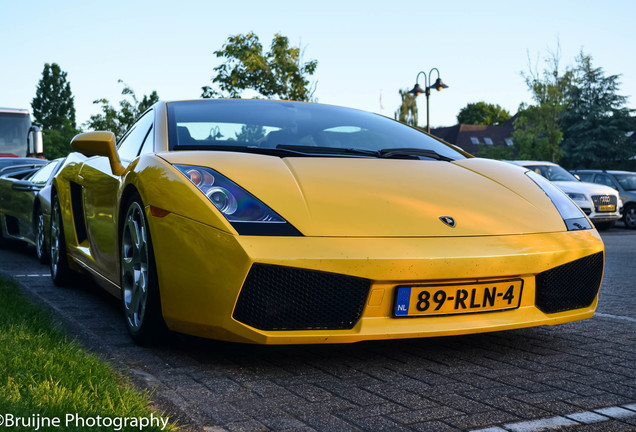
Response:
[571,169,635,175]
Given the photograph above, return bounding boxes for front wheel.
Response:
[624,204,636,229]
[35,207,47,263]
[50,195,72,285]
[121,194,165,345]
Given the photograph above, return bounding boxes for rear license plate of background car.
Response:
[394,279,523,317]
[597,205,616,212]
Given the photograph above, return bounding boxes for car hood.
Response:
[552,181,618,196]
[159,152,567,237]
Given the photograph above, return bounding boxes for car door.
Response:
[78,110,154,283]
[593,173,619,191]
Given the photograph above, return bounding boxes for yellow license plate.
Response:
[394,279,523,317]
[597,205,616,212]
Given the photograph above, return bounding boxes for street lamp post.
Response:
[409,68,448,133]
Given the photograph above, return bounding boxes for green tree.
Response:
[394,89,418,126]
[457,102,510,126]
[85,80,159,140]
[234,125,266,142]
[560,52,634,168]
[202,32,318,101]
[511,49,571,162]
[31,63,78,159]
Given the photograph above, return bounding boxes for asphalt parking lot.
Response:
[1,226,635,432]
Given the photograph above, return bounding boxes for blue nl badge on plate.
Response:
[394,286,411,316]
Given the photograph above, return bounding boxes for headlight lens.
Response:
[566,192,587,201]
[526,171,592,231]
[175,165,301,236]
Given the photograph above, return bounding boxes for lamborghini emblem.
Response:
[439,216,456,228]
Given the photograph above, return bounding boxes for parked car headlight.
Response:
[525,171,592,231]
[175,165,301,236]
[566,192,587,202]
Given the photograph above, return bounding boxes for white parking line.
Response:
[595,312,636,323]
[14,274,50,278]
[470,404,636,432]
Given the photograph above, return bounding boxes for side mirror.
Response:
[573,174,581,181]
[71,132,125,176]
[27,126,44,157]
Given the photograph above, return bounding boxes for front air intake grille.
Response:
[233,264,371,331]
[535,252,603,314]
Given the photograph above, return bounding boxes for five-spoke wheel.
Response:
[121,194,164,344]
[35,208,47,263]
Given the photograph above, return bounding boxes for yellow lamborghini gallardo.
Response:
[50,99,604,345]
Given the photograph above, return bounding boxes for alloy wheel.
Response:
[50,202,61,277]
[625,205,636,229]
[121,202,149,332]
[36,211,45,261]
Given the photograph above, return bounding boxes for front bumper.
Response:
[149,212,604,344]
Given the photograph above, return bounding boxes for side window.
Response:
[594,174,616,189]
[139,125,154,155]
[117,110,154,161]
[28,161,59,185]
[577,173,594,182]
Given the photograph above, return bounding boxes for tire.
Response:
[0,220,8,249]
[594,221,615,231]
[120,193,165,345]
[50,195,72,285]
[624,204,636,229]
[35,207,48,264]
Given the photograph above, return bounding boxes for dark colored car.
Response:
[0,156,47,174]
[0,158,64,261]
[571,170,636,229]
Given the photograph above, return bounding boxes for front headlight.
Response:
[526,171,592,231]
[175,165,301,236]
[566,192,587,202]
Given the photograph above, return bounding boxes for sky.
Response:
[2,0,635,130]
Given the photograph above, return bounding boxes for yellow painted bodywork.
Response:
[51,103,605,345]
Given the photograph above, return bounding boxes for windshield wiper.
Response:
[173,144,310,157]
[173,144,454,162]
[276,145,380,157]
[378,148,455,162]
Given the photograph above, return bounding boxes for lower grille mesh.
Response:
[233,264,371,331]
[535,252,603,314]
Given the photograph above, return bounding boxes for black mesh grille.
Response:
[536,252,603,314]
[591,195,617,210]
[233,264,371,331]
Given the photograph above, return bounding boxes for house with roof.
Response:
[430,115,516,156]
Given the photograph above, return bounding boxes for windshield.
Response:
[0,112,31,157]
[525,164,578,182]
[166,100,467,160]
[615,173,636,191]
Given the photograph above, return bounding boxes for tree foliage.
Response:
[512,47,634,167]
[511,49,571,162]
[559,52,634,168]
[202,32,318,101]
[31,63,78,159]
[457,102,510,126]
[394,89,418,127]
[85,80,159,140]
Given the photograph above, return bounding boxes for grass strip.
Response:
[0,279,176,431]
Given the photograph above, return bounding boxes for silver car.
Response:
[571,170,636,229]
